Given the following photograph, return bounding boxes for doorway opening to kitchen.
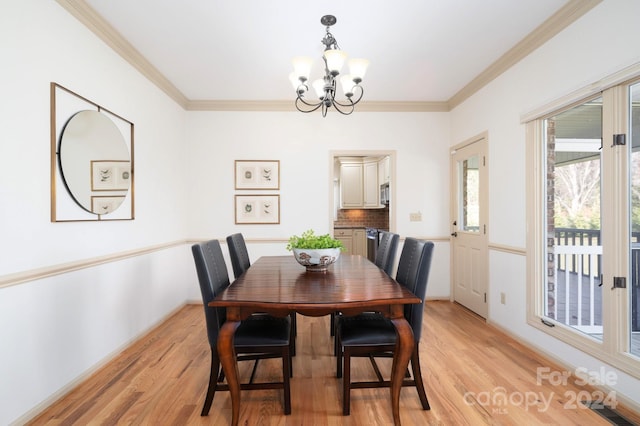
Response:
[329,150,396,263]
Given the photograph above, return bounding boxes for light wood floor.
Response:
[27,301,640,425]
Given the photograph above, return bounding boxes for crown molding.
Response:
[55,0,189,108]
[447,0,602,109]
[185,99,449,112]
[186,100,292,111]
[57,0,600,113]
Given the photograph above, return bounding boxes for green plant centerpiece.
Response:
[287,229,345,272]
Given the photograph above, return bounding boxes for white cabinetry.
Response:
[340,162,364,208]
[353,229,366,256]
[334,228,354,254]
[334,228,366,256]
[339,157,382,209]
[363,160,379,208]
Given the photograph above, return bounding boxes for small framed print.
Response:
[235,194,280,224]
[91,160,131,191]
[235,160,279,190]
[91,196,126,215]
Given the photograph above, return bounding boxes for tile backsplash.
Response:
[334,207,389,230]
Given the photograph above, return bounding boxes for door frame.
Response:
[449,132,489,318]
[328,150,397,234]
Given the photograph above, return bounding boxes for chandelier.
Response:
[289,15,369,117]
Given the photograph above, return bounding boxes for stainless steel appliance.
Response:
[366,227,379,262]
[380,182,389,205]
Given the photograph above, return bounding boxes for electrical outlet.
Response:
[409,212,422,222]
[500,292,506,305]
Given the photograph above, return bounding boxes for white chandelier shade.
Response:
[323,49,347,75]
[291,56,313,82]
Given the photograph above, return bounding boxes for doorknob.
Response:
[451,232,457,237]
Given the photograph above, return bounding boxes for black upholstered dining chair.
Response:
[335,238,434,415]
[330,231,400,347]
[226,233,297,354]
[192,239,292,416]
[374,231,399,276]
[226,233,251,280]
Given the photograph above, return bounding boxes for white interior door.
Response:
[451,137,488,318]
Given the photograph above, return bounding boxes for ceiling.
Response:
[60,0,599,110]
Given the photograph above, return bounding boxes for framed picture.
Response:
[91,196,126,215]
[91,160,131,191]
[235,194,280,224]
[235,160,279,190]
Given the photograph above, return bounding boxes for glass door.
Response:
[628,81,640,357]
[544,96,604,339]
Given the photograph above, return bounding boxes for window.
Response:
[544,97,603,339]
[527,78,640,379]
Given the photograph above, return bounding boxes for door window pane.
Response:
[461,155,480,232]
[544,97,603,340]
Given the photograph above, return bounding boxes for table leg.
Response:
[390,317,415,426]
[218,319,241,426]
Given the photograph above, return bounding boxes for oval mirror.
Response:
[59,110,131,215]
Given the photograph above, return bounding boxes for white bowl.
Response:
[292,248,341,272]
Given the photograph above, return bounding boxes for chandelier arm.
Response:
[331,101,355,116]
[350,85,364,104]
[295,97,324,113]
[296,95,323,107]
[332,97,355,108]
[296,82,309,95]
[333,86,364,107]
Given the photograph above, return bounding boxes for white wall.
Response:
[185,111,452,298]
[0,2,192,424]
[450,0,640,409]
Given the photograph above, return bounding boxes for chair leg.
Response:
[333,313,341,355]
[342,347,351,415]
[201,351,220,416]
[282,347,292,415]
[288,344,294,378]
[290,313,296,357]
[336,328,343,378]
[330,312,335,336]
[410,344,430,410]
[248,359,260,383]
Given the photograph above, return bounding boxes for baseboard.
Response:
[487,319,640,419]
[11,302,189,425]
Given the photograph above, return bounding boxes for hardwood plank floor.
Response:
[27,301,640,425]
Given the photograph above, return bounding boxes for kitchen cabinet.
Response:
[334,228,353,254]
[339,162,363,208]
[334,228,366,257]
[363,160,379,208]
[339,157,381,209]
[353,229,366,256]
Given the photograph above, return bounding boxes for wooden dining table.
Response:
[208,254,421,426]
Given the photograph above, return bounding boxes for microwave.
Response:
[380,182,389,205]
